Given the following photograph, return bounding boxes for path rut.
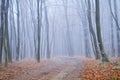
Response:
[13,57,83,80]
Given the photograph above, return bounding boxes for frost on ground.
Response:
[0,57,83,80]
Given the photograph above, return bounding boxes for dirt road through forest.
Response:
[13,57,83,80]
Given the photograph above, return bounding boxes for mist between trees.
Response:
[0,0,120,66]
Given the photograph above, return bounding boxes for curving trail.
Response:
[13,57,83,80]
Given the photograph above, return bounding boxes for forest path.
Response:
[13,57,83,80]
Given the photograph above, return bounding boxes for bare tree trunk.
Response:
[111,25,115,57]
[114,0,120,57]
[10,0,17,59]
[108,0,115,57]
[110,17,115,57]
[63,0,73,56]
[29,0,37,57]
[0,0,4,63]
[37,0,42,62]
[87,0,100,59]
[43,0,51,59]
[16,0,20,61]
[109,0,120,57]
[81,0,91,58]
[84,28,91,57]
[6,3,12,63]
[2,0,10,66]
[95,0,109,62]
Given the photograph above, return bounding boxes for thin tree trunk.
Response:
[0,0,4,63]
[114,0,120,57]
[43,0,51,59]
[109,0,120,57]
[108,0,115,57]
[63,0,73,56]
[16,0,20,61]
[37,0,42,62]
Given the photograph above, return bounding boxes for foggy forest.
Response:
[0,0,120,80]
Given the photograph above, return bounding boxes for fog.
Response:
[0,0,120,62]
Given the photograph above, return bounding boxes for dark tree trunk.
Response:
[0,0,4,63]
[16,0,20,61]
[37,0,43,62]
[6,0,11,63]
[87,0,100,59]
[2,0,11,66]
[95,0,109,62]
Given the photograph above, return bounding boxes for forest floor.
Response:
[80,58,120,80]
[0,57,83,80]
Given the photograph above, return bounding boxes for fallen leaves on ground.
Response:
[0,65,22,80]
[0,60,48,80]
[80,58,120,80]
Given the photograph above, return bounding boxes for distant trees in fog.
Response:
[0,0,120,66]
